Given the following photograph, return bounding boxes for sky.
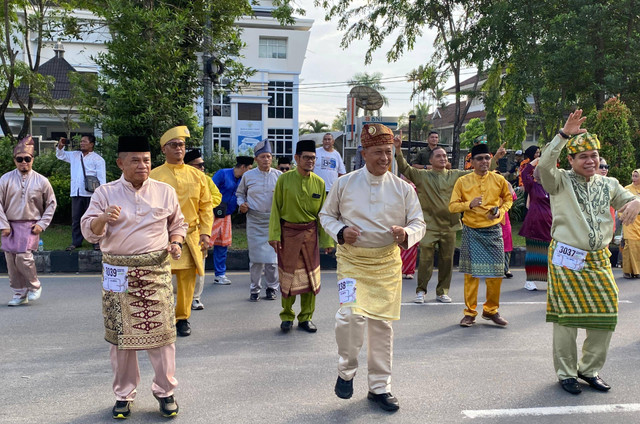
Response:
[296,2,467,128]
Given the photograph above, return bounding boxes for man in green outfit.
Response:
[269,139,331,333]
[394,136,504,303]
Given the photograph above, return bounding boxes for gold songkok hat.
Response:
[160,125,190,147]
[567,132,600,154]
[361,124,394,148]
[14,135,35,157]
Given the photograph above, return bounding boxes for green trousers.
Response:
[280,292,316,322]
[552,323,613,380]
[416,230,457,296]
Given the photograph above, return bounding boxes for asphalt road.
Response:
[2,268,640,424]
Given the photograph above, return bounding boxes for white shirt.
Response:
[56,148,107,197]
[236,167,282,213]
[313,147,346,192]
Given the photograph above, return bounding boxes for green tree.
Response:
[299,119,329,135]
[331,109,346,131]
[459,118,485,149]
[407,103,432,141]
[587,97,636,185]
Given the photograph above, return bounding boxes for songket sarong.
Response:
[459,224,504,277]
[546,240,618,331]
[525,238,549,282]
[337,243,402,321]
[102,250,176,350]
[246,210,277,264]
[400,244,417,275]
[278,221,321,298]
[211,215,232,247]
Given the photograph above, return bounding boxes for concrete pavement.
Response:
[2,268,640,423]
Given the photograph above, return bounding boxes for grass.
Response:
[41,222,525,251]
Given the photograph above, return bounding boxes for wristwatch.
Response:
[558,129,570,139]
[337,226,348,245]
[171,241,183,249]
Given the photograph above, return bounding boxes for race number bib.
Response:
[337,278,356,305]
[551,242,587,271]
[103,263,129,293]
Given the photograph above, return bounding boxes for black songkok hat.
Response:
[184,148,202,164]
[523,145,539,161]
[296,140,316,155]
[118,136,150,153]
[278,156,292,165]
[470,143,490,158]
[236,156,254,166]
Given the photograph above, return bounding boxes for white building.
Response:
[209,1,313,157]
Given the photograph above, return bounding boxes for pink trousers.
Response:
[109,343,178,400]
[5,251,40,296]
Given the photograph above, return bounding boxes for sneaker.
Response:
[265,288,277,300]
[112,400,132,419]
[459,315,475,327]
[436,294,452,303]
[414,291,425,304]
[524,281,538,291]
[403,274,414,279]
[213,275,231,285]
[249,293,260,302]
[8,294,28,306]
[154,394,179,417]
[27,287,42,302]
[191,299,204,310]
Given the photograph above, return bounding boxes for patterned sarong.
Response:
[525,238,549,282]
[400,244,418,275]
[277,221,321,298]
[337,243,402,321]
[102,250,176,350]
[210,215,232,247]
[459,224,504,277]
[546,239,618,331]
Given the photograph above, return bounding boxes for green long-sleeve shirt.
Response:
[396,150,470,232]
[538,134,636,251]
[268,170,331,246]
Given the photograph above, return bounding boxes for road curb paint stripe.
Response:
[462,403,640,418]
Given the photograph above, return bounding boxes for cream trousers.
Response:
[552,323,613,380]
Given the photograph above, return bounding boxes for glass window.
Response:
[259,37,287,59]
[268,81,293,120]
[213,127,231,152]
[268,128,293,156]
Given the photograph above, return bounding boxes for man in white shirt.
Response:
[314,133,346,192]
[56,135,106,251]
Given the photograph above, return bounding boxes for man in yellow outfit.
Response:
[449,143,513,328]
[150,126,213,337]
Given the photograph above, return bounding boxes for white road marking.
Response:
[402,300,632,306]
[462,403,640,418]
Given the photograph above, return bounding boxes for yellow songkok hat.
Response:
[160,126,190,147]
[567,132,600,154]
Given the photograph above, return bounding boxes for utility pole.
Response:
[202,15,213,158]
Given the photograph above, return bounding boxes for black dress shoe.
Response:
[505,271,513,279]
[367,392,399,411]
[249,293,260,302]
[560,378,582,394]
[334,376,353,399]
[298,320,317,333]
[265,288,277,300]
[280,321,293,333]
[578,373,611,391]
[176,319,191,337]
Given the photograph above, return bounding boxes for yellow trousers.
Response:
[463,274,502,317]
[173,268,197,321]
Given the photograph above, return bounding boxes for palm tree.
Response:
[299,119,330,135]
[410,103,433,141]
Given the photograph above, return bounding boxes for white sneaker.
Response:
[213,275,231,285]
[414,291,425,304]
[436,294,452,303]
[524,281,538,291]
[27,287,42,301]
[191,299,204,310]
[8,295,28,306]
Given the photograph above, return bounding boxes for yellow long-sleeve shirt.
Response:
[449,171,513,229]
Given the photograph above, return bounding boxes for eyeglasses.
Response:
[599,164,609,170]
[166,141,185,149]
[278,167,291,172]
[191,162,205,169]
[15,156,32,163]
[300,155,316,161]
[472,155,492,161]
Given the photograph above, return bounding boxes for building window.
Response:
[268,81,293,119]
[268,128,293,156]
[259,37,287,59]
[212,92,230,117]
[238,103,262,121]
[213,127,231,152]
